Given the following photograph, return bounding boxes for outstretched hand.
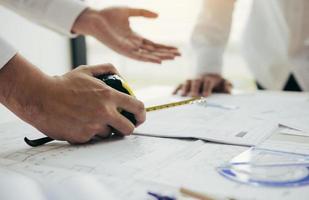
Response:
[73,7,180,63]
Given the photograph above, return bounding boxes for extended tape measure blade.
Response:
[145,97,205,112]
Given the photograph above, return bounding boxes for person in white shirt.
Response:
[0,0,180,143]
[174,0,309,97]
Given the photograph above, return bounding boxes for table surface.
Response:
[0,86,309,200]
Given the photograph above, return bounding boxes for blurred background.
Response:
[85,0,256,91]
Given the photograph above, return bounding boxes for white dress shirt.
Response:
[0,38,16,68]
[192,0,309,90]
[0,0,87,69]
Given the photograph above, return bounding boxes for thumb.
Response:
[129,8,158,18]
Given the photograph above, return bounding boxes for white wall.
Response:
[0,6,72,123]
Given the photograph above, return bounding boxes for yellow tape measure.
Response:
[145,97,205,112]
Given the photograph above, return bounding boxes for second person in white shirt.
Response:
[174,0,309,97]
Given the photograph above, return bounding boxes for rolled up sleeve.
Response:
[43,0,87,36]
[191,0,235,75]
[0,0,87,37]
[0,37,17,69]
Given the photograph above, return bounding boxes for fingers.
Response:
[223,80,233,93]
[143,39,179,51]
[113,92,146,126]
[129,8,158,18]
[201,79,215,97]
[107,110,135,136]
[189,79,202,97]
[132,49,177,63]
[173,74,231,97]
[201,74,233,96]
[174,79,202,97]
[173,84,182,95]
[181,80,191,96]
[149,51,176,60]
[131,51,162,64]
[128,36,181,62]
[80,64,119,76]
[123,34,180,63]
[96,125,112,138]
[129,46,180,64]
[212,77,233,94]
[141,44,180,57]
[150,47,181,56]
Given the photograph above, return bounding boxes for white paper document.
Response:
[0,167,46,200]
[237,92,309,133]
[0,121,204,199]
[1,118,309,200]
[258,128,309,155]
[280,127,309,137]
[0,159,121,200]
[135,96,277,146]
[258,101,309,133]
[1,91,309,200]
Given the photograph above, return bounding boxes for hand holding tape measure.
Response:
[24,74,204,147]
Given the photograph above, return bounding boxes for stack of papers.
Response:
[256,101,309,134]
[1,91,309,200]
[135,92,309,149]
[0,121,247,200]
[135,99,277,146]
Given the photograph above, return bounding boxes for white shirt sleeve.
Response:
[0,37,17,69]
[191,0,235,75]
[0,0,87,37]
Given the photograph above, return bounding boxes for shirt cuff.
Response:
[44,0,87,37]
[194,46,224,76]
[0,38,17,70]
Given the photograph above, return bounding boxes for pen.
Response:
[147,191,176,200]
[180,187,235,200]
[180,187,215,200]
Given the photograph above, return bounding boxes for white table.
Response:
[0,87,308,200]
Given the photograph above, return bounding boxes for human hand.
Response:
[0,55,146,144]
[72,7,181,64]
[173,73,232,97]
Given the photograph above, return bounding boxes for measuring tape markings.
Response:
[145,97,206,112]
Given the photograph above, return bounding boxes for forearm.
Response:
[0,54,48,122]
